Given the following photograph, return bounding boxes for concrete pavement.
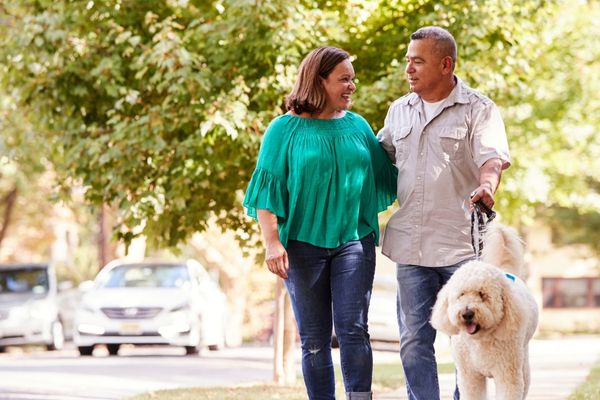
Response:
[375,335,600,400]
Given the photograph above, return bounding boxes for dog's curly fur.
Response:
[430,224,539,400]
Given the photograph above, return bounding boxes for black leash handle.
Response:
[473,199,496,221]
[471,199,496,258]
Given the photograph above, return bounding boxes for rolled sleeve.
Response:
[377,106,397,162]
[471,103,511,170]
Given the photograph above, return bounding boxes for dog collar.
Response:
[504,272,516,282]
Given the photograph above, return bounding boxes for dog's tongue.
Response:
[466,323,479,334]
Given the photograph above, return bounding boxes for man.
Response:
[377,26,511,400]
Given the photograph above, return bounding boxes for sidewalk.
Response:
[376,335,600,400]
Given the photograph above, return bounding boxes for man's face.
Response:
[405,38,445,99]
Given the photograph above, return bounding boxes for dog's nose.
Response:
[462,309,475,322]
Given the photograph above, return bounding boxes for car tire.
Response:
[78,346,94,356]
[331,335,339,349]
[185,345,200,355]
[106,344,120,356]
[207,344,219,351]
[0,347,5,353]
[46,320,65,351]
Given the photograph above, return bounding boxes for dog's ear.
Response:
[493,280,520,340]
[430,284,459,335]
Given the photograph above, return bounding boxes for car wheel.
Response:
[207,344,219,351]
[0,346,5,353]
[185,345,200,355]
[106,344,120,356]
[46,320,65,351]
[331,335,339,349]
[78,346,94,356]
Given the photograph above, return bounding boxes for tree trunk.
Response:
[0,187,17,249]
[97,203,117,271]
[273,278,297,384]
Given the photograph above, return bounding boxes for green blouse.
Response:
[243,111,397,249]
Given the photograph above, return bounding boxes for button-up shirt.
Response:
[377,77,510,267]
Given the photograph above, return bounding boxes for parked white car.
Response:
[332,274,399,347]
[0,263,65,352]
[73,259,227,356]
[367,275,399,343]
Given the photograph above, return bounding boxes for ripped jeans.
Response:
[285,235,375,400]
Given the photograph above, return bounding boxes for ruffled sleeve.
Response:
[243,167,288,219]
[243,117,290,220]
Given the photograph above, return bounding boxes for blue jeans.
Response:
[396,263,467,400]
[285,235,376,400]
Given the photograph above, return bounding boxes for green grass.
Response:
[129,362,455,400]
[568,362,600,400]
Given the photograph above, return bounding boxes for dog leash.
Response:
[471,199,496,259]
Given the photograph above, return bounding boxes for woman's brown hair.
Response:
[285,47,350,115]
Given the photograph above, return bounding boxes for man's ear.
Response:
[442,56,453,73]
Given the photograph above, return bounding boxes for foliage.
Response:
[0,0,599,250]
[569,363,600,400]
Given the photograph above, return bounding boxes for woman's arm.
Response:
[257,209,289,279]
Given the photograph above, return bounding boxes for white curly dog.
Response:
[430,223,539,400]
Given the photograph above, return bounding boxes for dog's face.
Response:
[446,276,504,336]
[431,261,507,337]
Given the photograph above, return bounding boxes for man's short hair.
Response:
[411,26,457,64]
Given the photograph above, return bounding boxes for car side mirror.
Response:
[78,280,95,292]
[58,281,74,292]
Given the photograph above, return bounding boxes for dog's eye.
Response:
[478,291,487,300]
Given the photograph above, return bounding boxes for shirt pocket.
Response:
[439,127,468,162]
[392,126,411,163]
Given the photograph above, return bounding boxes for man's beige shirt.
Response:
[378,77,510,267]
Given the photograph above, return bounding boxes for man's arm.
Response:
[377,106,397,162]
[470,158,503,209]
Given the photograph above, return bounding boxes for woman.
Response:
[243,46,397,400]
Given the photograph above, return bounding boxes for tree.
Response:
[1,0,599,383]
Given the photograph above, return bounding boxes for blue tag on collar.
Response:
[505,272,516,282]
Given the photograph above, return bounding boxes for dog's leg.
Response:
[522,346,531,400]
[494,370,525,400]
[457,367,487,400]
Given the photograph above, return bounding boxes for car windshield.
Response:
[99,264,190,289]
[0,266,49,294]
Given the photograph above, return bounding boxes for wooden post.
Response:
[273,278,297,384]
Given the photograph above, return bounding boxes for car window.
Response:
[100,264,191,289]
[0,267,49,294]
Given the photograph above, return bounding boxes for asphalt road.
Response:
[0,343,277,400]
[3,337,595,400]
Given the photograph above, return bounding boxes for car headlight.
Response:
[170,302,191,313]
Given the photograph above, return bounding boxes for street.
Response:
[1,336,598,400]
[0,344,277,400]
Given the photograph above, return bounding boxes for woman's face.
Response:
[320,59,356,112]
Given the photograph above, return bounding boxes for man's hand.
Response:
[470,184,495,210]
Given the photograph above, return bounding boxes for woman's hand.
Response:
[265,240,289,279]
[257,209,289,279]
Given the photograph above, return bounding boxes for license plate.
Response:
[119,322,142,335]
